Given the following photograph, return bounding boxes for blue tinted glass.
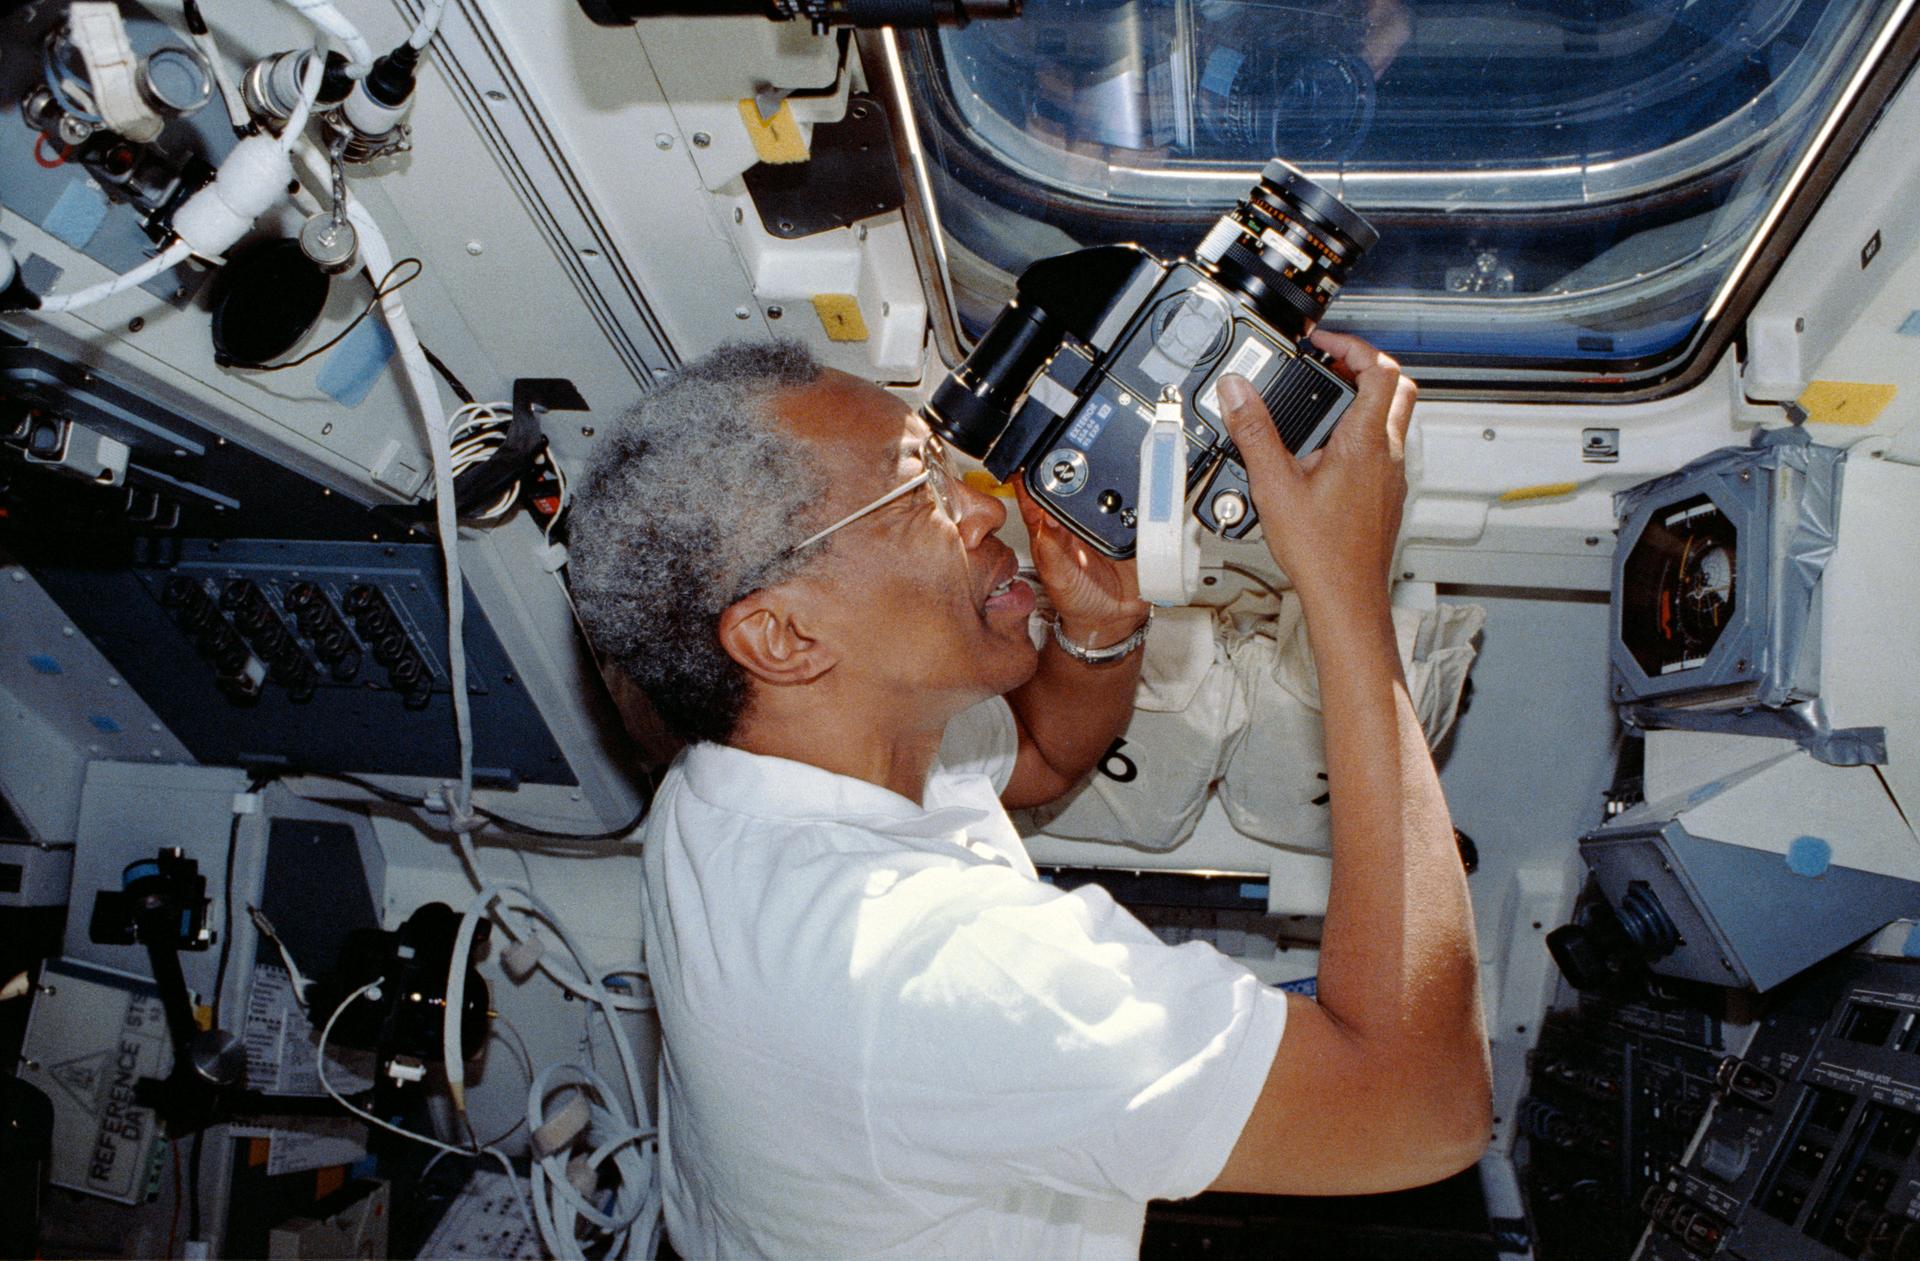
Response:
[907,0,1909,387]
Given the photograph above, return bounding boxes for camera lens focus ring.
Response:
[1215,238,1325,329]
[1259,159,1379,254]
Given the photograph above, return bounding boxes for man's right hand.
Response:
[1215,329,1416,609]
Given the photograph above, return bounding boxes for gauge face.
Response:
[1620,493,1739,679]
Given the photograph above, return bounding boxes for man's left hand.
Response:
[1014,481,1152,649]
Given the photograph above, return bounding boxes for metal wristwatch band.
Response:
[1049,608,1152,664]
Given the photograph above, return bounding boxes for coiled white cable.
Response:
[448,401,522,521]
[442,882,660,1259]
[449,831,653,1012]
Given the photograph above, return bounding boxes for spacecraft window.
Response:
[903,0,1913,393]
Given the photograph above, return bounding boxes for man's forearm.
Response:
[1003,609,1147,794]
[1304,589,1486,1073]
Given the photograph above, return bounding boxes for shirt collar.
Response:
[679,741,997,841]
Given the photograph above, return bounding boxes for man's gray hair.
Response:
[568,340,829,745]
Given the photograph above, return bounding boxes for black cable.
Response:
[420,343,476,406]
[1220,561,1287,603]
[187,1129,204,1241]
[210,807,243,1031]
[220,259,423,372]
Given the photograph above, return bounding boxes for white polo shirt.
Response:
[640,698,1289,1259]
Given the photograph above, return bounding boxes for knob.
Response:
[1211,490,1248,527]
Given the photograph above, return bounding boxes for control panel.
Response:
[1640,954,1920,1260]
[1521,998,1726,1261]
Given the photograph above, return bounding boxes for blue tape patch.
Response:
[1904,923,1920,958]
[43,178,111,251]
[88,714,121,734]
[1786,835,1833,878]
[1277,975,1318,997]
[1238,881,1267,903]
[28,653,62,675]
[315,314,397,407]
[1899,311,1920,338]
[1201,47,1245,97]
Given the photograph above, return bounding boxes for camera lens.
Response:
[1195,158,1377,339]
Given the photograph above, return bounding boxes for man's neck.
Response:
[729,696,957,805]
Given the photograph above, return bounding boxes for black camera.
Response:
[925,159,1377,558]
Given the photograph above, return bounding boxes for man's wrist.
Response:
[1050,608,1152,665]
[1054,608,1152,653]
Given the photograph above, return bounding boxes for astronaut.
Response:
[566,331,1490,1257]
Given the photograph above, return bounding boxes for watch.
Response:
[1049,609,1152,664]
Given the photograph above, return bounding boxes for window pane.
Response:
[907,0,1909,387]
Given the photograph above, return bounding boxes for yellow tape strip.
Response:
[1499,482,1579,503]
[964,470,1014,498]
[1797,380,1897,426]
[811,293,869,342]
[737,99,808,164]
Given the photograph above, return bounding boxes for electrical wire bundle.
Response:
[448,400,572,533]
[312,880,662,1259]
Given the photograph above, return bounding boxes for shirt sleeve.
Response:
[934,696,1020,795]
[857,866,1289,1205]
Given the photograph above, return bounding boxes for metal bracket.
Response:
[741,95,904,239]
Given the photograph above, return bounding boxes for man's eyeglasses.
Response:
[788,437,961,555]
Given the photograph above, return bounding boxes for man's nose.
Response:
[955,475,1007,547]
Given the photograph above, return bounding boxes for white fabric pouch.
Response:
[1020,606,1249,852]
[1219,599,1485,856]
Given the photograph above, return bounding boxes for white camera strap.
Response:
[1136,386,1202,606]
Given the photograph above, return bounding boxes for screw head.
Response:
[127,316,144,333]
[734,306,751,320]
[654,133,674,150]
[465,240,484,256]
[692,131,711,148]
[581,426,595,437]
[766,305,783,319]
[1482,428,1497,441]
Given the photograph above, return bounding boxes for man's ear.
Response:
[717,588,837,688]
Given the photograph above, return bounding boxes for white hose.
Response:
[280,44,325,151]
[275,0,374,77]
[35,239,192,313]
[409,0,450,50]
[190,27,250,134]
[320,158,475,830]
[450,829,653,1011]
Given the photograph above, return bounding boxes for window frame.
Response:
[863,6,1920,403]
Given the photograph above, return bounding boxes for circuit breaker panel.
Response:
[1520,996,1727,1261]
[1639,954,1920,1261]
